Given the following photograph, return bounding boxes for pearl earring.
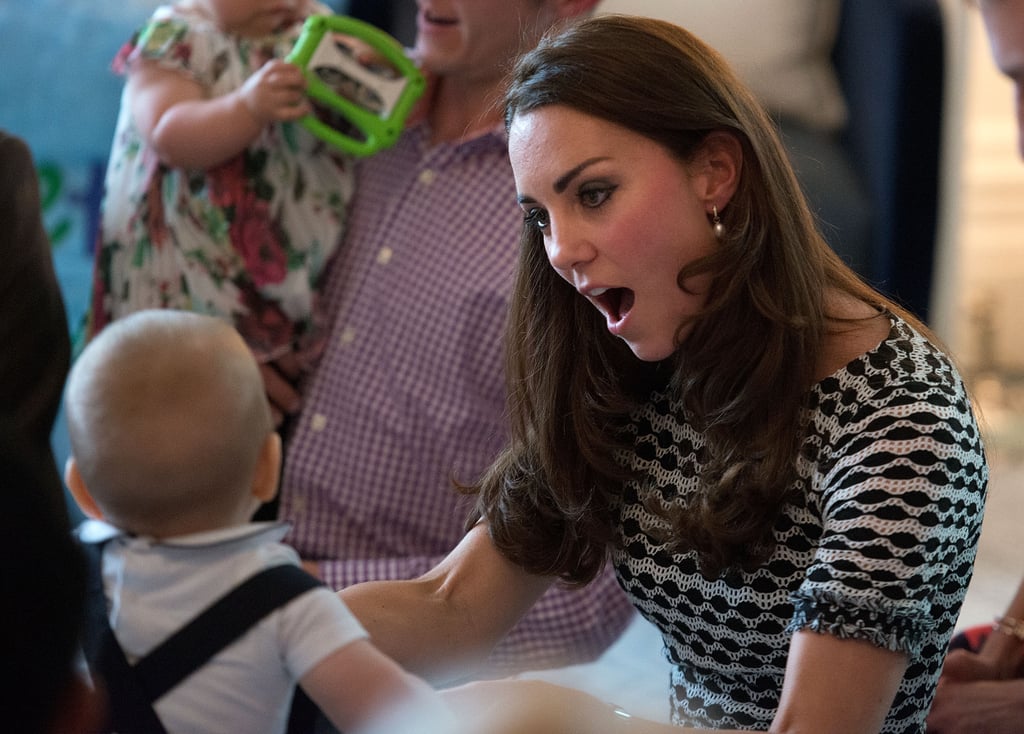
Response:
[712,206,725,239]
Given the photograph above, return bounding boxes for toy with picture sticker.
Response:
[287,15,426,157]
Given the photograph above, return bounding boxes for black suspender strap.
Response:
[134,563,323,700]
[81,539,324,733]
[82,540,169,734]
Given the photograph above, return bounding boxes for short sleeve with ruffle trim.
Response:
[112,6,300,92]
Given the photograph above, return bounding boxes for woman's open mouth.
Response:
[590,287,635,326]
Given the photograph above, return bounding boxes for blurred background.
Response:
[1,0,1021,722]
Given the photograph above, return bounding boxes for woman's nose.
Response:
[544,221,594,273]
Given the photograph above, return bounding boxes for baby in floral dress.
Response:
[89,0,354,374]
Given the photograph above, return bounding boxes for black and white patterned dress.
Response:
[611,313,988,732]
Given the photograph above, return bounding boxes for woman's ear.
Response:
[696,130,742,210]
[251,432,282,504]
[64,458,104,520]
[552,0,601,19]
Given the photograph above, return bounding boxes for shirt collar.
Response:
[76,518,290,549]
[406,118,508,157]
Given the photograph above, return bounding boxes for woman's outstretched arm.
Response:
[339,523,554,684]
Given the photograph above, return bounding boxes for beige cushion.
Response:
[595,0,847,131]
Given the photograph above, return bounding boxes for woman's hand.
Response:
[442,679,581,734]
[442,679,719,734]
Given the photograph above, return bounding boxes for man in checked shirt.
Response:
[259,0,635,678]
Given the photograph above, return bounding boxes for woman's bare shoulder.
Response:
[815,291,890,381]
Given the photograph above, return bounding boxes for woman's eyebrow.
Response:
[554,157,610,194]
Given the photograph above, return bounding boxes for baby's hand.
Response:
[238,59,312,125]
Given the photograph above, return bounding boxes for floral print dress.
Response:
[90,2,353,366]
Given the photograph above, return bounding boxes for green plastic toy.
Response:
[286,15,426,157]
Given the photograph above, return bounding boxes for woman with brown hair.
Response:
[341,15,988,732]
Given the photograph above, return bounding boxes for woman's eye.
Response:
[523,207,550,231]
[579,185,614,208]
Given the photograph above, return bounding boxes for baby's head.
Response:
[65,310,279,538]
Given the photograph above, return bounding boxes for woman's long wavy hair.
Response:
[472,15,908,581]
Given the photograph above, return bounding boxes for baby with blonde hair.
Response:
[66,310,452,734]
[67,309,280,538]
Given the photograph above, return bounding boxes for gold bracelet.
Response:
[993,615,1024,641]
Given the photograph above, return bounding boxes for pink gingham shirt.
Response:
[279,122,635,673]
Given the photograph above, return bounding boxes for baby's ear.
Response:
[64,457,104,520]
[252,432,282,504]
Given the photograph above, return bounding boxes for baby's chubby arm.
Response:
[127,58,311,170]
[300,637,456,734]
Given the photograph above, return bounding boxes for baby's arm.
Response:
[127,58,311,170]
[300,638,454,734]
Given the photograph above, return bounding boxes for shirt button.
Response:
[339,326,356,346]
[310,413,328,432]
[418,168,436,185]
[376,246,393,265]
